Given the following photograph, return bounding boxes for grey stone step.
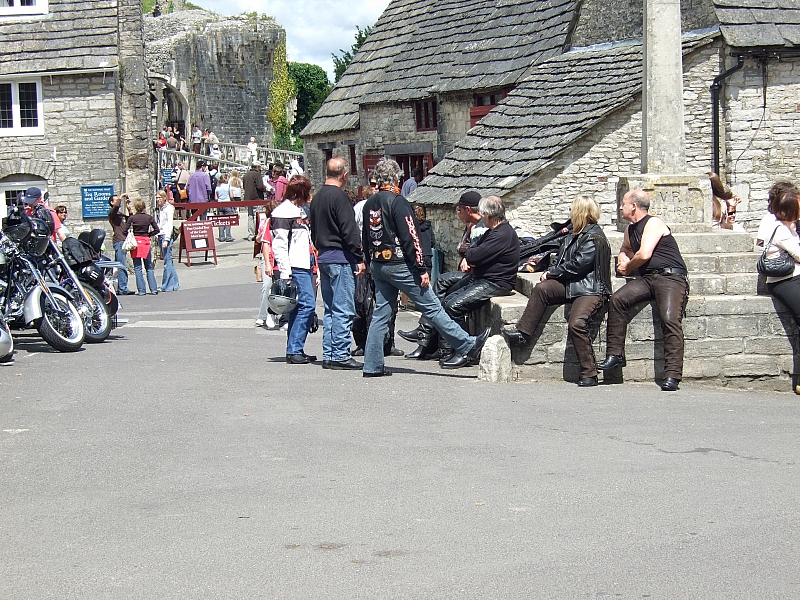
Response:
[478,291,796,390]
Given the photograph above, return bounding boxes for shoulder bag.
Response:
[757,225,796,277]
[121,228,137,252]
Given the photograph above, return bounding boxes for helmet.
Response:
[26,218,51,256]
[79,263,104,289]
[267,279,298,315]
[79,229,106,254]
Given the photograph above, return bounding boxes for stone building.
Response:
[0,0,150,228]
[144,10,285,146]
[302,0,800,258]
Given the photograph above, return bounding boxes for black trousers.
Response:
[516,279,605,379]
[605,273,689,380]
[768,275,800,329]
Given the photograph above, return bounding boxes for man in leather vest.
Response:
[597,190,689,391]
[360,159,490,376]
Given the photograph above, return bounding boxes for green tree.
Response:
[268,41,297,150]
[288,62,331,138]
[331,25,373,83]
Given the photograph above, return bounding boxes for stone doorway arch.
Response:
[149,77,190,140]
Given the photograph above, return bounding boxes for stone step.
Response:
[478,291,796,390]
[607,230,755,255]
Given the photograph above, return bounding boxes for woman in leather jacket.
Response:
[502,195,611,387]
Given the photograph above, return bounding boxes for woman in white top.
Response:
[756,181,799,246]
[763,189,800,393]
[270,175,316,364]
[156,191,180,292]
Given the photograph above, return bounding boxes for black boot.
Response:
[405,344,429,359]
[397,326,421,343]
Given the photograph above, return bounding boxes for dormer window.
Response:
[470,87,512,128]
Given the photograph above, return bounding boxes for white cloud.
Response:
[194,0,389,81]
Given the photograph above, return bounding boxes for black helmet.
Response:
[27,218,51,256]
[79,264,104,289]
[267,279,298,314]
[87,229,106,254]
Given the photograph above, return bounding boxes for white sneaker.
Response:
[265,314,276,329]
[255,319,265,327]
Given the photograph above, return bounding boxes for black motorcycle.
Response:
[0,221,86,353]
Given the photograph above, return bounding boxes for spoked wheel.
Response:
[0,316,13,363]
[80,285,111,343]
[37,288,85,352]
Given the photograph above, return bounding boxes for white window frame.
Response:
[0,77,44,137]
[0,0,48,17]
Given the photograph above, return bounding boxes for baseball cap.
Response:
[23,187,42,204]
[251,160,261,167]
[455,190,481,208]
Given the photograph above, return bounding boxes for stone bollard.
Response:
[478,335,512,383]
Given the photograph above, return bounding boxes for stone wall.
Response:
[570,0,718,48]
[722,55,800,227]
[145,11,284,146]
[437,92,474,160]
[0,74,125,229]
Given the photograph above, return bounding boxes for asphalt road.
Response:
[1,231,799,599]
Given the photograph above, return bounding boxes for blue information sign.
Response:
[81,185,115,219]
[161,169,174,185]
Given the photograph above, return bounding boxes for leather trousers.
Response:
[517,279,605,379]
[605,273,689,380]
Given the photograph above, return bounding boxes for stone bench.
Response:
[477,276,799,391]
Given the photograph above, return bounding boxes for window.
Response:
[470,87,513,128]
[0,79,43,136]
[415,99,437,131]
[323,148,333,163]
[0,0,48,17]
[349,145,358,176]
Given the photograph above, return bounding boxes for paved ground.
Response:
[1,223,799,598]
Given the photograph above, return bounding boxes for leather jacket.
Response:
[546,222,612,299]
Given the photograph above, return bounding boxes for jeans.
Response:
[605,273,689,380]
[286,269,315,355]
[365,262,476,374]
[319,262,357,362]
[218,206,235,241]
[133,250,158,294]
[516,279,605,379]
[113,240,130,292]
[159,236,180,292]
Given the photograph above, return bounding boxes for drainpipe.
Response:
[710,54,745,175]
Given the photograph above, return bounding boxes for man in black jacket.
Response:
[243,161,266,240]
[309,157,366,370]
[360,159,490,376]
[402,195,519,361]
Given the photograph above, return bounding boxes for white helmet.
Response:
[0,317,14,363]
[267,279,298,315]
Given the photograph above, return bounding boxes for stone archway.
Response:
[149,77,190,140]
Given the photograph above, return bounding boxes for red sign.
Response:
[178,221,217,266]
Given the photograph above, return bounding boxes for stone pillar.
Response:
[642,0,685,173]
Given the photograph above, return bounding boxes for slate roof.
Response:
[714,0,800,48]
[411,32,717,205]
[301,0,579,137]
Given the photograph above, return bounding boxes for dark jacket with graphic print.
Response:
[361,190,426,276]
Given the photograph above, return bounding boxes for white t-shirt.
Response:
[756,212,778,245]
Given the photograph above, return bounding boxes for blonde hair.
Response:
[570,195,600,234]
[156,190,167,201]
[230,169,242,190]
[133,198,147,214]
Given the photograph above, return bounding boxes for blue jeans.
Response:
[365,262,476,374]
[113,240,130,292]
[319,262,356,361]
[159,236,180,291]
[286,268,315,355]
[133,250,158,294]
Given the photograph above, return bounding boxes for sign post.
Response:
[81,185,115,219]
[179,221,217,266]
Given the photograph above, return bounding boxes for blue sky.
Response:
[193,0,391,81]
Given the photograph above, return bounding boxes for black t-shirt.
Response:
[464,221,520,289]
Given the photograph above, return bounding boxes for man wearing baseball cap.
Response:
[23,187,66,243]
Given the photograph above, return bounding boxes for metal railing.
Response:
[156,144,302,173]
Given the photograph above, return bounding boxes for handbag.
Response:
[178,188,188,200]
[757,225,796,277]
[121,229,137,252]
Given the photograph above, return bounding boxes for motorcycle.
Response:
[76,229,125,320]
[0,220,86,353]
[0,313,13,363]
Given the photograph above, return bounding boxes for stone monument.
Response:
[617,0,712,232]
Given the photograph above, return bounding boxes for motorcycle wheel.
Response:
[80,285,111,343]
[37,288,85,352]
[0,317,13,363]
